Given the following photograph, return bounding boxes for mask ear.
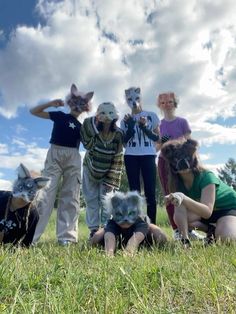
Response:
[111,195,123,210]
[17,163,31,179]
[125,89,129,97]
[135,87,141,94]
[85,91,94,102]
[161,143,175,161]
[126,191,143,214]
[34,177,50,189]
[183,139,198,155]
[71,83,78,96]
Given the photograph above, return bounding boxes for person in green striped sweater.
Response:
[80,102,124,239]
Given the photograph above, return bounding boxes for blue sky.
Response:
[0,0,236,188]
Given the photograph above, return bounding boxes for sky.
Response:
[0,0,236,189]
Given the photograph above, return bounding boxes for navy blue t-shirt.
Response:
[49,111,81,148]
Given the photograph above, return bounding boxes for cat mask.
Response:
[125,87,141,109]
[66,83,94,113]
[96,102,119,122]
[12,163,50,203]
[161,139,198,173]
[103,191,144,225]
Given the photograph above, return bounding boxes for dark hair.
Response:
[97,119,118,132]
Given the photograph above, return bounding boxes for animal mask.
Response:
[66,83,94,113]
[161,139,198,172]
[96,102,119,122]
[12,164,50,202]
[103,191,144,225]
[158,92,177,109]
[125,87,141,109]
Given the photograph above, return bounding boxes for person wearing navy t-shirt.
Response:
[30,84,94,245]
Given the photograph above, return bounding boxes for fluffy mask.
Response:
[161,139,198,172]
[96,102,119,122]
[12,164,50,202]
[103,191,145,225]
[125,87,141,109]
[66,83,94,113]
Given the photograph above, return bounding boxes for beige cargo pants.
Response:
[33,145,81,243]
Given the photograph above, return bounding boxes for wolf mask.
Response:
[125,87,141,109]
[66,83,94,113]
[12,164,49,203]
[103,191,145,225]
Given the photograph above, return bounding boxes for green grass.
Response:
[0,208,236,313]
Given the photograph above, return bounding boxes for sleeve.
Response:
[181,118,191,134]
[151,112,160,130]
[80,117,99,150]
[48,111,63,122]
[200,171,220,190]
[103,131,124,189]
[134,218,149,236]
[104,219,121,236]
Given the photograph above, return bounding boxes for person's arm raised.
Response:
[30,99,64,119]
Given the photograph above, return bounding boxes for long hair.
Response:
[161,138,205,192]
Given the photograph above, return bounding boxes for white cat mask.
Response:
[96,102,119,122]
[125,87,141,109]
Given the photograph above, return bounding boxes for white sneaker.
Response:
[188,229,205,240]
[173,229,205,241]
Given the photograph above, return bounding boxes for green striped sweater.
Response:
[80,117,123,189]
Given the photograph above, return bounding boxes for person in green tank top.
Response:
[161,138,236,247]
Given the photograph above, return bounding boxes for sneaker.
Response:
[173,229,182,240]
[173,229,205,241]
[181,238,191,249]
[188,229,205,241]
[58,240,72,246]
[204,224,216,246]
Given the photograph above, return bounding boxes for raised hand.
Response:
[161,134,170,143]
[50,99,64,108]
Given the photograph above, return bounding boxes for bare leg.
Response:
[215,216,236,242]
[148,224,168,244]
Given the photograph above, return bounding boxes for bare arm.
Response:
[104,232,116,256]
[166,184,215,219]
[125,231,145,254]
[29,99,64,119]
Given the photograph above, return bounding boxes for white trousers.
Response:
[33,145,81,243]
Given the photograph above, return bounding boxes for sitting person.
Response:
[161,138,236,247]
[0,164,49,247]
[91,191,168,256]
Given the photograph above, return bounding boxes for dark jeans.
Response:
[124,155,157,223]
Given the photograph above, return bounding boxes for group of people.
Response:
[1,83,236,251]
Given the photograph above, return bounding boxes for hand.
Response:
[124,114,136,129]
[102,184,113,193]
[165,192,185,207]
[50,99,64,108]
[161,134,170,143]
[138,116,147,127]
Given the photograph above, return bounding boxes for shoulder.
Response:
[0,190,11,202]
[198,170,220,187]
[49,111,64,120]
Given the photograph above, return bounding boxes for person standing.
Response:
[80,102,123,239]
[30,84,93,245]
[120,87,161,224]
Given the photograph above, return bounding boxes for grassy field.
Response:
[0,208,236,314]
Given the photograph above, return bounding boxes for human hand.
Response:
[161,134,171,143]
[138,116,147,127]
[124,114,136,129]
[165,192,185,207]
[50,99,64,108]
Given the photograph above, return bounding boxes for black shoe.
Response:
[181,238,191,248]
[204,224,216,246]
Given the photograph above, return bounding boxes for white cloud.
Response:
[0,0,236,149]
[0,179,12,190]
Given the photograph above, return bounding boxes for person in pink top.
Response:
[157,92,204,240]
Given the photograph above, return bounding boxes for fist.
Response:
[165,192,185,207]
[51,99,64,108]
[138,116,147,126]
